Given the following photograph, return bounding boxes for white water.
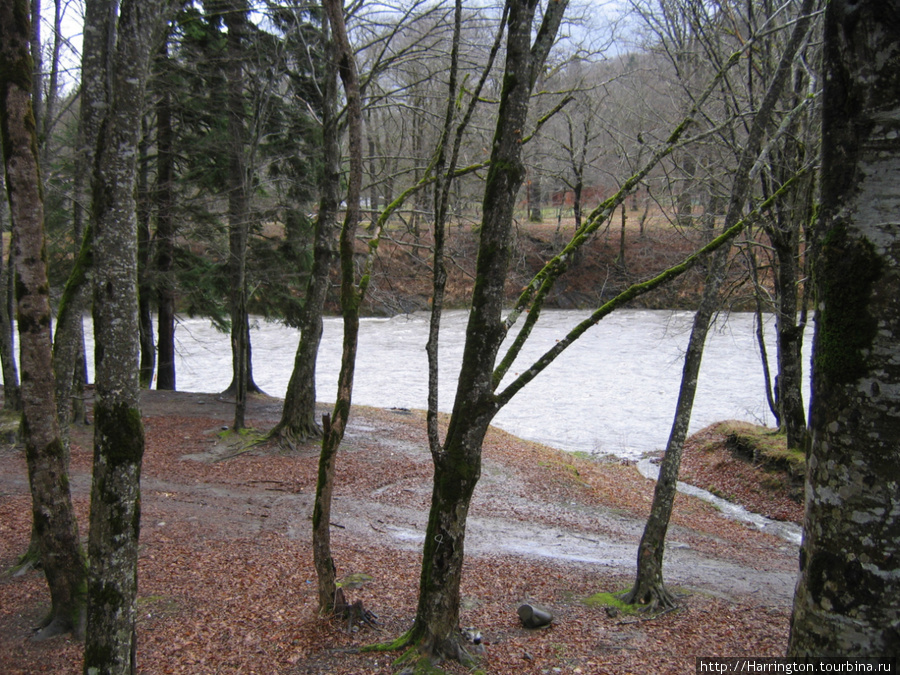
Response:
[69,308,810,461]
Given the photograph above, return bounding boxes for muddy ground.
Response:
[1,390,800,674]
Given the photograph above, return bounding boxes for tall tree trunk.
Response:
[314,0,364,614]
[789,1,900,657]
[155,38,176,391]
[0,164,20,411]
[53,0,113,434]
[0,0,86,639]
[214,0,258,426]
[272,24,339,445]
[137,116,155,388]
[82,0,162,671]
[406,0,569,661]
[625,0,816,610]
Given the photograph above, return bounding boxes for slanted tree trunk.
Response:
[82,0,163,671]
[624,245,728,609]
[625,0,816,610]
[0,0,86,639]
[272,23,340,446]
[404,0,569,661]
[789,1,900,657]
[312,0,365,614]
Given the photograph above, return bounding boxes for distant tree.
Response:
[0,157,19,411]
[271,1,338,445]
[789,0,900,658]
[0,0,86,640]
[624,0,818,611]
[81,0,168,671]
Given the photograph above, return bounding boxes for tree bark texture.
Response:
[789,1,900,658]
[274,26,340,444]
[313,0,364,615]
[83,0,162,671]
[0,0,86,638]
[410,0,568,659]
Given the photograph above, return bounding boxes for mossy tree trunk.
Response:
[312,0,364,615]
[0,0,86,639]
[407,0,569,660]
[82,0,164,671]
[625,0,816,612]
[273,24,340,446]
[789,1,900,657]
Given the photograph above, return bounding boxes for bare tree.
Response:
[0,0,86,640]
[624,0,818,611]
[82,0,169,671]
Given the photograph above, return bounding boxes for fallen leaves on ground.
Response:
[1,392,797,674]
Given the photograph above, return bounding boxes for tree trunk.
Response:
[212,0,259,423]
[407,0,569,660]
[314,0,365,614]
[155,38,177,391]
[137,116,156,388]
[0,165,20,411]
[624,244,728,609]
[82,0,162,671]
[0,0,86,638]
[789,1,900,657]
[272,22,339,446]
[626,0,816,610]
[52,0,112,434]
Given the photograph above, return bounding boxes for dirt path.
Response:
[1,390,799,674]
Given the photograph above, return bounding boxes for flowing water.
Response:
[70,308,809,461]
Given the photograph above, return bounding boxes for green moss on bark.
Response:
[814,223,882,384]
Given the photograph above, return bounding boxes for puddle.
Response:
[636,458,803,546]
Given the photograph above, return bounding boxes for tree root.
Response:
[333,587,379,633]
[619,583,679,613]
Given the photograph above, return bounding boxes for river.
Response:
[70,309,810,461]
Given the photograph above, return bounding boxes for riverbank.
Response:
[1,390,800,674]
[352,215,732,316]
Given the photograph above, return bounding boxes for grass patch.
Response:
[583,589,641,616]
[713,421,805,480]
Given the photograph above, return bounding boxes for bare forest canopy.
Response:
[25,0,815,323]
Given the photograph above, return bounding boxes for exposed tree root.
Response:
[265,421,322,452]
[620,582,679,612]
[333,587,379,632]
